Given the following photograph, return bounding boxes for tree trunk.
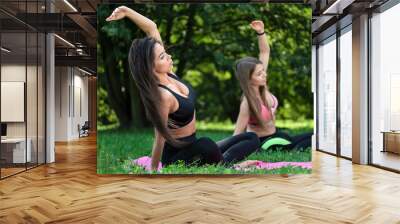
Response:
[164,5,174,46]
[176,5,197,78]
[124,61,150,128]
[100,34,132,128]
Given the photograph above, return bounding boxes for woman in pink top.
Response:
[233,20,292,146]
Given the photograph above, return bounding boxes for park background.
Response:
[96,3,313,174]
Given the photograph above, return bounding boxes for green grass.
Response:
[97,120,313,175]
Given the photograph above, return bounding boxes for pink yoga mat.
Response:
[132,156,312,172]
[133,156,162,171]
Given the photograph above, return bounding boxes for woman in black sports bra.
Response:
[107,6,259,171]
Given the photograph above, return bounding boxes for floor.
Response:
[0,135,399,223]
[372,150,400,171]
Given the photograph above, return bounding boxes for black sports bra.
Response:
[158,73,196,129]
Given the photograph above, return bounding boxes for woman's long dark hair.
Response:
[128,37,183,147]
[235,57,271,128]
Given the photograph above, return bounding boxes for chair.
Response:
[78,121,90,138]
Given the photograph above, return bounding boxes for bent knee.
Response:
[246,132,260,145]
[194,137,218,152]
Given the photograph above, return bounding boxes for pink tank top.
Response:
[248,94,278,125]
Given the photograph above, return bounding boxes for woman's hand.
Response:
[250,20,265,34]
[106,6,128,21]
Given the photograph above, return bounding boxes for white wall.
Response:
[55,66,69,141]
[1,65,26,141]
[1,65,31,138]
[1,64,26,81]
[1,82,25,121]
[1,63,46,164]
[55,67,89,141]
[1,63,47,165]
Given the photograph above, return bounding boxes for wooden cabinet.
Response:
[382,132,400,154]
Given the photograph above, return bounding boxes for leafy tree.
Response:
[97,3,312,128]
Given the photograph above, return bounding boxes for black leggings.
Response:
[290,132,312,150]
[259,131,312,151]
[259,131,292,144]
[216,132,259,163]
[161,132,259,166]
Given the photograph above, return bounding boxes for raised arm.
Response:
[250,20,270,71]
[106,6,162,43]
[233,98,250,136]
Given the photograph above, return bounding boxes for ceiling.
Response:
[310,0,390,43]
[0,0,100,74]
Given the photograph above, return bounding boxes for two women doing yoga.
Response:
[106,6,259,171]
